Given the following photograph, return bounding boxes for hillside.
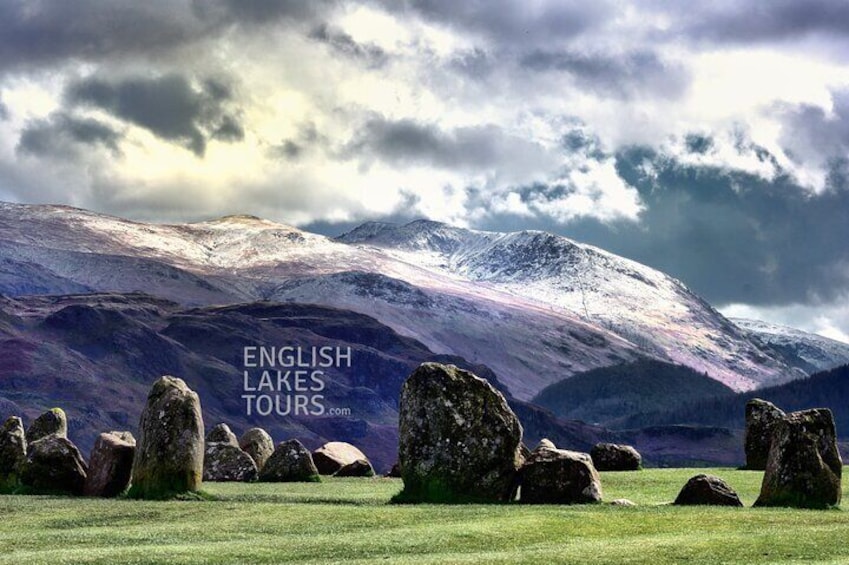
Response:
[732,318,849,374]
[532,359,735,427]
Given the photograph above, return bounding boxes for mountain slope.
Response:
[732,318,849,374]
[0,203,798,397]
[532,359,735,428]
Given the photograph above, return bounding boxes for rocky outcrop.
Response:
[312,442,370,476]
[203,443,258,482]
[25,408,67,442]
[744,399,786,470]
[673,474,743,506]
[0,416,27,491]
[755,408,842,509]
[590,443,642,471]
[259,439,320,482]
[83,431,136,497]
[20,435,88,495]
[129,376,205,499]
[239,428,275,472]
[206,423,239,447]
[397,363,523,503]
[519,446,603,504]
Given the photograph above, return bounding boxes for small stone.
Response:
[335,458,375,477]
[610,498,637,507]
[674,474,743,506]
[203,443,257,482]
[312,441,371,475]
[519,447,603,504]
[590,443,642,471]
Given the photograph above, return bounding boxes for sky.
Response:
[1,0,848,342]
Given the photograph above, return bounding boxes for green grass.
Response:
[1,468,848,564]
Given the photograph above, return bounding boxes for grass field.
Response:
[2,468,848,564]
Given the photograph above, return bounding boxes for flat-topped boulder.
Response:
[239,428,275,472]
[21,435,88,495]
[674,474,743,506]
[519,446,603,504]
[84,431,136,497]
[129,376,205,499]
[26,408,67,443]
[744,399,786,470]
[397,363,523,503]
[0,416,27,491]
[591,443,642,471]
[312,442,370,476]
[755,408,842,509]
[259,440,320,482]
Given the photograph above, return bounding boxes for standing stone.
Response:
[385,461,402,478]
[206,423,238,447]
[203,443,257,482]
[397,363,523,503]
[26,408,67,442]
[0,416,26,491]
[84,431,136,497]
[673,474,743,506]
[20,435,87,495]
[259,439,321,482]
[591,443,642,471]
[129,376,204,499]
[335,458,375,477]
[744,399,786,470]
[239,428,275,472]
[519,446,603,504]
[755,408,842,509]
[312,442,371,475]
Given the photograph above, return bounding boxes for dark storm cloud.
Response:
[675,0,849,44]
[0,1,208,70]
[195,0,337,25]
[65,74,244,156]
[309,24,387,67]
[472,143,849,308]
[520,49,689,99]
[344,116,551,170]
[17,113,122,159]
[778,90,849,178]
[385,0,613,42]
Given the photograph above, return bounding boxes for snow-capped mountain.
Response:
[731,318,849,374]
[0,202,798,398]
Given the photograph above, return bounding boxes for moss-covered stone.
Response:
[206,423,238,447]
[25,407,67,443]
[0,416,26,492]
[203,443,257,482]
[754,408,842,509]
[397,363,523,503]
[128,376,204,499]
[259,439,321,482]
[674,474,743,506]
[20,435,87,495]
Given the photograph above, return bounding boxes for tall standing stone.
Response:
[26,408,68,443]
[239,428,274,472]
[0,416,26,491]
[744,399,785,470]
[84,431,136,497]
[129,376,204,499]
[397,363,523,503]
[755,408,842,509]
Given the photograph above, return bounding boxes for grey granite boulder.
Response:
[26,408,67,443]
[21,435,87,495]
[519,446,603,504]
[674,474,743,506]
[84,431,136,497]
[744,399,786,470]
[259,439,320,482]
[0,416,27,491]
[591,443,642,471]
[239,427,275,472]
